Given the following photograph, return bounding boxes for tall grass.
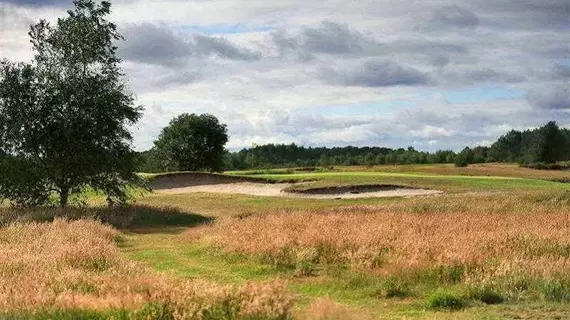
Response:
[185,193,570,302]
[0,218,294,319]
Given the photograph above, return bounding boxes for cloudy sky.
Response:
[1,0,569,151]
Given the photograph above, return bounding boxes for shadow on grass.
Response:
[0,204,213,232]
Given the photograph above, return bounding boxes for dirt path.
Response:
[153,182,442,199]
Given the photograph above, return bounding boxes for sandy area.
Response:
[153,182,442,199]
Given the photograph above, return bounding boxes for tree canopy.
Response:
[152,113,228,172]
[0,0,143,207]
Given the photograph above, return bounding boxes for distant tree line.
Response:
[136,121,570,172]
[223,145,461,170]
[487,121,570,165]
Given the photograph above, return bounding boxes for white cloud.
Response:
[410,125,453,139]
[1,0,569,152]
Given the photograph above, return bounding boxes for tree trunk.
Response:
[59,188,69,208]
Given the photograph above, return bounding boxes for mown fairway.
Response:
[2,163,570,319]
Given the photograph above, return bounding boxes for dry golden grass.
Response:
[299,299,373,320]
[185,193,570,283]
[341,163,570,180]
[416,163,570,180]
[0,218,294,319]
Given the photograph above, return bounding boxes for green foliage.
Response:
[153,113,228,172]
[492,121,569,165]
[539,280,570,302]
[454,147,472,167]
[0,157,52,207]
[216,121,570,171]
[0,0,144,207]
[521,162,570,170]
[135,149,163,173]
[380,278,413,298]
[319,154,331,168]
[468,286,504,305]
[426,291,466,310]
[528,121,565,164]
[221,144,461,171]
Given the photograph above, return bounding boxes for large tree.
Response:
[154,113,228,172]
[0,0,143,207]
[528,121,565,164]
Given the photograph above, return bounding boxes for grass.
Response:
[253,171,569,193]
[226,163,570,194]
[426,291,466,310]
[0,217,295,319]
[3,163,570,319]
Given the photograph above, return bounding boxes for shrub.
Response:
[468,286,504,305]
[454,157,469,168]
[540,280,570,303]
[520,162,570,171]
[426,291,466,310]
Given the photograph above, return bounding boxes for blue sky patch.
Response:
[444,85,525,104]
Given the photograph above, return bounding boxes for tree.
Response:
[154,113,228,172]
[454,147,473,167]
[0,0,143,207]
[489,130,522,162]
[528,121,565,164]
[364,152,376,166]
[135,149,162,173]
[319,154,331,168]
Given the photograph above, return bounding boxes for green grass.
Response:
[247,171,570,193]
[122,231,290,283]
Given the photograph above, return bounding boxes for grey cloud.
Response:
[0,5,34,29]
[192,34,260,61]
[553,64,570,80]
[119,23,191,66]
[528,85,570,110]
[430,5,478,28]
[1,0,71,7]
[123,63,201,92]
[322,60,431,87]
[118,23,260,66]
[482,0,570,30]
[388,40,472,67]
[439,67,526,86]
[416,5,479,32]
[271,21,380,59]
[300,21,374,54]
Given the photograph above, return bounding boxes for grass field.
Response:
[2,163,570,319]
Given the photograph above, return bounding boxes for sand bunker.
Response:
[150,174,441,199]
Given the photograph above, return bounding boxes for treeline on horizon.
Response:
[136,121,570,172]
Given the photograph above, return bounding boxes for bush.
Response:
[520,162,570,171]
[468,286,504,305]
[454,157,469,168]
[426,291,466,310]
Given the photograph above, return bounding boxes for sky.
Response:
[0,0,569,151]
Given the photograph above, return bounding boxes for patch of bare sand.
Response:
[153,182,442,199]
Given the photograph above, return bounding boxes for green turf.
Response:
[244,171,570,193]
